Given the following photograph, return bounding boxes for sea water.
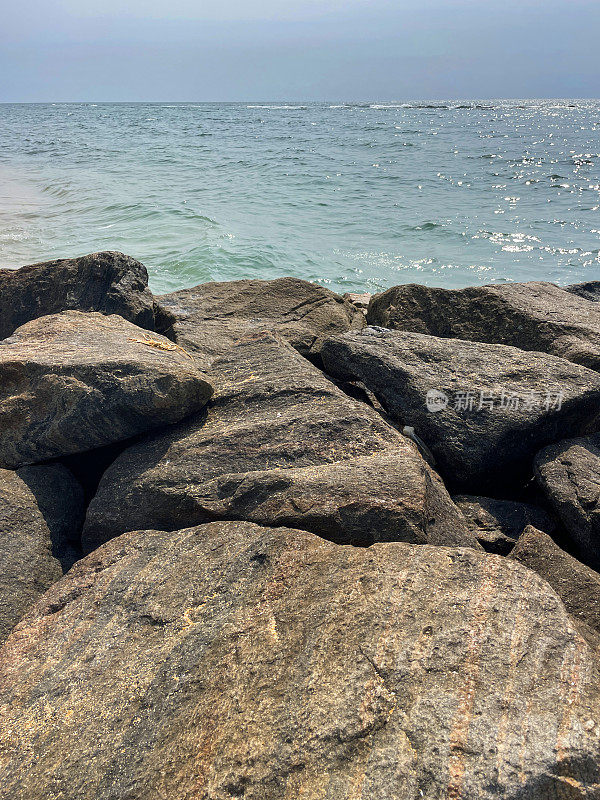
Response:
[0,100,598,295]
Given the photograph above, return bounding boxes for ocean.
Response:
[0,100,599,295]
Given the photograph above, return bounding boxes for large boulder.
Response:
[0,311,213,468]
[511,525,600,642]
[1,520,599,799]
[156,277,365,367]
[535,433,600,569]
[367,281,600,370]
[452,495,556,554]
[0,251,157,339]
[82,331,475,553]
[0,464,82,644]
[321,327,600,490]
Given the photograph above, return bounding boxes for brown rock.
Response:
[367,281,600,370]
[535,433,600,569]
[0,464,82,643]
[453,495,556,554]
[0,311,213,468]
[82,331,475,553]
[511,525,600,641]
[1,520,599,799]
[156,276,364,367]
[0,251,156,339]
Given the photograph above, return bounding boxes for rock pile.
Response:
[0,251,599,798]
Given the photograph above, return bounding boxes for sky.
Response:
[1,0,599,101]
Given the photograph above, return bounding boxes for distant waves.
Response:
[0,100,598,294]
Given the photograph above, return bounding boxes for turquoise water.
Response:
[0,101,599,295]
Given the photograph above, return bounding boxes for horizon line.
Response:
[1,96,599,105]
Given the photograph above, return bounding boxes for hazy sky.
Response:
[1,0,598,101]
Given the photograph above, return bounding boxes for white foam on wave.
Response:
[246,105,307,110]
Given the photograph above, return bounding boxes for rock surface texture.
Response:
[452,495,556,554]
[1,521,599,800]
[0,251,157,339]
[535,433,600,569]
[367,281,600,370]
[567,281,600,303]
[0,464,82,644]
[82,331,475,553]
[157,277,364,367]
[0,311,213,468]
[511,525,600,641]
[321,327,600,489]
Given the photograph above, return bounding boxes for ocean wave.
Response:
[328,103,372,109]
[41,182,74,199]
[1,100,598,295]
[246,105,307,110]
[413,221,440,230]
[368,103,495,111]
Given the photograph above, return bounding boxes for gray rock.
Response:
[453,495,556,554]
[0,311,213,468]
[1,520,599,799]
[82,331,476,553]
[157,276,364,367]
[535,433,600,569]
[0,251,157,339]
[567,280,600,302]
[321,327,600,489]
[367,281,600,370]
[0,464,83,643]
[511,525,600,643]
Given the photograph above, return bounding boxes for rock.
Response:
[567,280,600,302]
[367,281,600,370]
[0,251,157,339]
[343,291,371,314]
[1,520,599,799]
[0,311,213,468]
[321,327,600,490]
[511,525,600,642]
[453,495,556,554]
[156,277,364,367]
[535,433,600,569]
[0,464,82,644]
[82,331,476,553]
